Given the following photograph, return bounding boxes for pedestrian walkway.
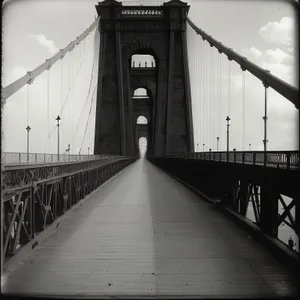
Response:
[2,158,297,298]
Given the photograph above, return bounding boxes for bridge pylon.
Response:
[94,0,194,157]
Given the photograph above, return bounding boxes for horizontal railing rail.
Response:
[1,152,119,165]
[165,151,299,170]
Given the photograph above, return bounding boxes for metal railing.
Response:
[166,151,299,170]
[1,152,119,165]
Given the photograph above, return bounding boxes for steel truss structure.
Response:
[3,158,125,191]
[2,158,135,259]
[222,180,297,238]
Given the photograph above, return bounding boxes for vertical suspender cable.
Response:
[242,70,246,150]
[61,58,63,110]
[210,45,213,149]
[47,69,50,152]
[200,40,205,149]
[228,60,232,117]
[217,51,220,149]
[204,41,207,150]
[211,47,215,150]
[196,35,199,149]
[203,41,205,150]
[219,54,222,149]
[208,44,210,149]
[69,51,71,154]
[26,84,29,126]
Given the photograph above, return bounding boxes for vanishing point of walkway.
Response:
[2,158,297,298]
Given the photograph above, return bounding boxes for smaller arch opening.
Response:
[137,115,148,124]
[131,54,156,68]
[139,137,147,157]
[133,88,149,100]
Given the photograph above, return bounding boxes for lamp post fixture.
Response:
[226,116,231,161]
[216,137,219,151]
[55,115,61,162]
[203,143,205,152]
[26,125,31,164]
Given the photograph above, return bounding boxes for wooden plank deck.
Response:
[2,158,297,298]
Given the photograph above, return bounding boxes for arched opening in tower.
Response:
[130,54,156,69]
[136,115,149,157]
[129,50,157,156]
[137,115,148,125]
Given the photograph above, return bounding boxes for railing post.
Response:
[242,152,245,164]
[44,154,46,163]
[233,149,236,163]
[19,153,21,164]
[253,152,256,165]
[287,152,290,170]
[35,153,37,163]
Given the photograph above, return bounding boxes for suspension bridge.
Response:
[1,0,299,298]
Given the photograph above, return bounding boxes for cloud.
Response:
[264,48,292,64]
[241,46,295,86]
[28,34,59,55]
[249,47,262,59]
[258,17,294,46]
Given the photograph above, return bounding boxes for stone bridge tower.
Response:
[94,0,194,157]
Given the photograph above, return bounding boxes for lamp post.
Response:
[203,143,205,152]
[216,137,219,151]
[263,81,269,152]
[67,144,70,161]
[26,125,31,164]
[226,116,231,161]
[88,147,90,155]
[55,115,61,162]
[249,143,251,151]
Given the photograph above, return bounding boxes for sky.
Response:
[1,0,299,155]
